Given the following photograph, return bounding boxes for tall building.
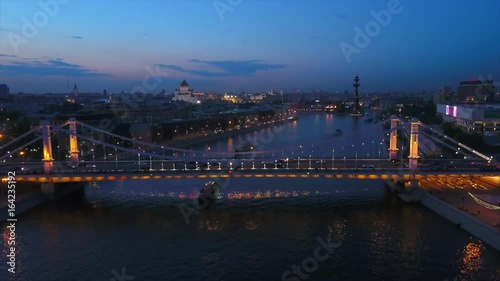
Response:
[0,84,9,99]
[457,80,495,102]
[72,84,79,99]
[350,74,362,116]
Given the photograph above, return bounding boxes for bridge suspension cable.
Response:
[0,125,42,151]
[54,126,177,161]
[0,136,43,161]
[419,123,493,162]
[419,131,477,159]
[74,120,275,157]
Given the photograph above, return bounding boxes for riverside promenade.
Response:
[420,176,500,251]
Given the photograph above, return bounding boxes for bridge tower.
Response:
[68,118,79,165]
[408,118,420,171]
[388,115,399,160]
[41,121,54,174]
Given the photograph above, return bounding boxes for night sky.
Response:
[1,0,499,94]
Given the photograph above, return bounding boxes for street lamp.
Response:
[332,149,335,169]
[355,152,358,168]
[309,155,311,169]
[115,148,118,170]
[379,142,382,158]
[298,157,300,169]
[371,140,375,158]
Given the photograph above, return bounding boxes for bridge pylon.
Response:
[68,118,79,165]
[41,121,54,174]
[388,115,399,160]
[408,118,420,171]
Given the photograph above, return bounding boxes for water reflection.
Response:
[198,220,221,232]
[192,114,387,158]
[458,241,484,278]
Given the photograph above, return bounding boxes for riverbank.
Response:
[421,190,500,251]
[161,119,291,149]
[0,190,47,222]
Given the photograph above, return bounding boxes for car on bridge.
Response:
[361,164,375,169]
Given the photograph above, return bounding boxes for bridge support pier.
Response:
[41,182,85,200]
[408,118,420,171]
[69,117,79,166]
[41,121,54,174]
[388,115,399,160]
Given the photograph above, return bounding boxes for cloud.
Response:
[70,36,84,39]
[0,58,111,77]
[158,59,286,77]
[0,54,17,57]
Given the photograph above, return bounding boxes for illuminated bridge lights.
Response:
[8,171,500,184]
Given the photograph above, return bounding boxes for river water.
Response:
[1,114,499,281]
[191,113,389,159]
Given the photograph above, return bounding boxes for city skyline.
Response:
[0,0,499,94]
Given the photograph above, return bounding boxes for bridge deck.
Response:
[4,169,499,183]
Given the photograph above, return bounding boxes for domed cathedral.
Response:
[173,79,201,104]
[178,80,193,94]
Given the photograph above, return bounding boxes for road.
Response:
[1,158,497,175]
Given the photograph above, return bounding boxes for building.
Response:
[72,84,79,99]
[0,84,10,99]
[456,80,496,102]
[433,86,454,104]
[436,104,500,145]
[172,80,201,104]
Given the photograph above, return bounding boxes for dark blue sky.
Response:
[1,0,499,94]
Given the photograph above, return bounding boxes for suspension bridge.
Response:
[1,116,498,186]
